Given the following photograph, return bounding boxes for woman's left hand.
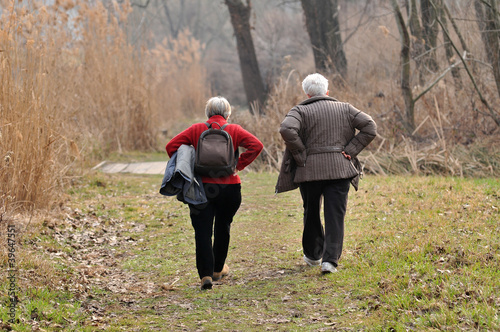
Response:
[342,151,351,160]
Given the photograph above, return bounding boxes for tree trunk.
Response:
[438,2,462,88]
[161,0,185,39]
[391,0,415,133]
[408,0,426,85]
[421,0,439,72]
[442,1,468,53]
[300,0,347,80]
[225,0,266,113]
[474,0,500,99]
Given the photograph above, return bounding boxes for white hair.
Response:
[302,73,329,97]
[205,96,232,119]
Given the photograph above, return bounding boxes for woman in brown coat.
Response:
[276,73,377,273]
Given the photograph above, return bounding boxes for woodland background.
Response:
[1,0,499,213]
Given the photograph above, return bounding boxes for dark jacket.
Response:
[160,144,207,205]
[276,96,377,193]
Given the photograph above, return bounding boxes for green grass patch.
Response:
[1,172,498,330]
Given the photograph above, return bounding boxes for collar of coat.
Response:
[299,95,338,105]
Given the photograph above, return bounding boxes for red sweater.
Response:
[166,115,264,184]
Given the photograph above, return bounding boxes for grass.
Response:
[1,171,498,330]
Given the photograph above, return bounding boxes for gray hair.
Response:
[302,73,329,97]
[205,96,232,119]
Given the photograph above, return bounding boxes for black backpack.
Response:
[194,122,238,177]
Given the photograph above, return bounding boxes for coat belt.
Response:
[306,146,344,155]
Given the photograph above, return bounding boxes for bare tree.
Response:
[391,0,415,132]
[438,1,461,88]
[402,0,444,83]
[421,0,439,72]
[225,0,267,113]
[161,0,185,39]
[300,0,347,79]
[441,1,468,54]
[390,0,479,132]
[429,0,499,127]
[406,0,426,85]
[474,0,500,99]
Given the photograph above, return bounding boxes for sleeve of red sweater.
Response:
[233,125,264,171]
[165,125,198,158]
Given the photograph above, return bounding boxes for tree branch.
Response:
[430,0,500,126]
[479,0,493,9]
[413,56,462,103]
[342,0,372,45]
[162,1,178,38]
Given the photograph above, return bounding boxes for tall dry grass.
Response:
[148,30,210,128]
[0,0,209,212]
[1,1,70,212]
[72,0,156,153]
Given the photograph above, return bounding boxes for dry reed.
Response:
[148,30,211,129]
[0,0,210,212]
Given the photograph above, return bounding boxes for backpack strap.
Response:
[204,122,227,130]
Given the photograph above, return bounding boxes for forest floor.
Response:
[1,169,499,331]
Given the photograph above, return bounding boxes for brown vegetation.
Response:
[0,0,209,212]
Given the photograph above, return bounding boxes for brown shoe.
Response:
[213,264,229,281]
[200,276,213,290]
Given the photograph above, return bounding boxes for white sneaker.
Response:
[303,255,321,266]
[321,262,337,274]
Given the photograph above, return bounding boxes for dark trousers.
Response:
[189,183,241,279]
[299,178,351,266]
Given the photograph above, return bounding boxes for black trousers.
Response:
[299,178,351,266]
[189,183,241,279]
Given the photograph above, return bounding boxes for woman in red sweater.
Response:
[166,96,263,290]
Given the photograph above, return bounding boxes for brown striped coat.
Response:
[275,96,377,193]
